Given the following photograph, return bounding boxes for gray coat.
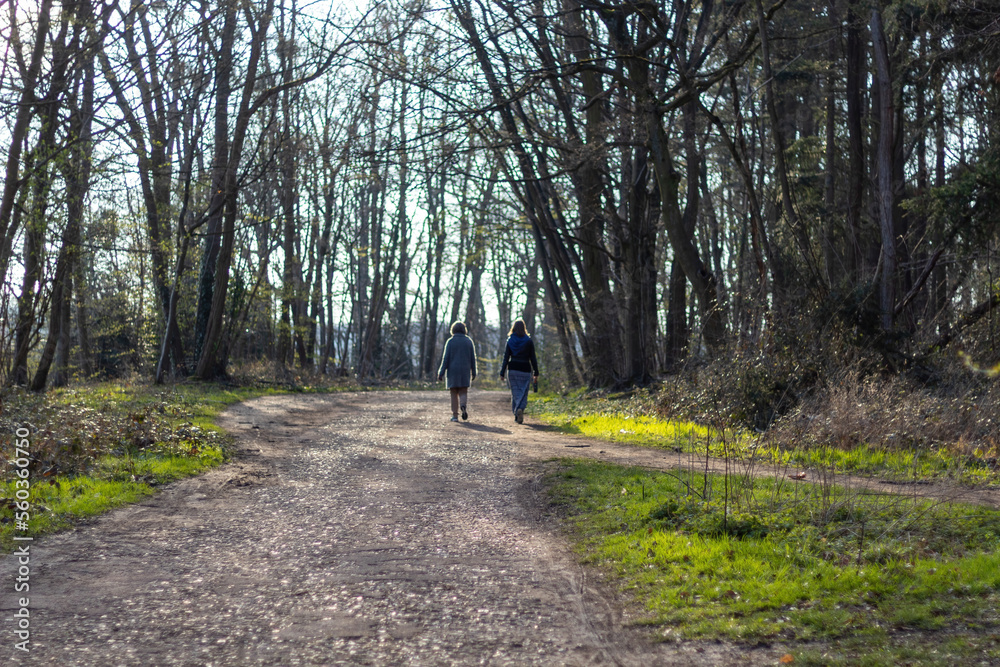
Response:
[437,334,477,388]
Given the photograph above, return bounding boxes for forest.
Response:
[5,4,1000,661]
[1,0,998,411]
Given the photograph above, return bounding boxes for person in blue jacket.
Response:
[498,319,539,424]
[438,321,477,422]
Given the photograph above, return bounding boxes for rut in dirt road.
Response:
[2,391,777,666]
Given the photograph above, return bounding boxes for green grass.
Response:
[546,459,1000,664]
[2,446,229,541]
[1,476,156,548]
[534,393,998,484]
[550,411,715,447]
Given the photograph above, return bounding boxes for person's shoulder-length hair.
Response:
[508,319,528,337]
[450,321,467,335]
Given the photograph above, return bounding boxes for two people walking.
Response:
[438,318,539,424]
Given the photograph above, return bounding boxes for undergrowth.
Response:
[535,362,1000,485]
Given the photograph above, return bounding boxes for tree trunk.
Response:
[123,5,186,372]
[621,137,657,385]
[452,0,586,382]
[11,0,85,385]
[10,159,44,386]
[50,272,74,388]
[845,0,866,281]
[422,168,446,378]
[822,0,840,287]
[0,0,53,289]
[587,3,725,355]
[32,43,96,390]
[930,77,948,332]
[464,171,492,341]
[73,239,94,378]
[872,7,896,331]
[194,0,236,365]
[664,258,688,370]
[196,0,276,379]
[754,0,813,275]
[30,230,73,391]
[392,65,412,378]
[562,0,621,386]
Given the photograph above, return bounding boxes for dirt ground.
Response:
[7,388,978,666]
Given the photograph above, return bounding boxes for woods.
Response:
[1,0,998,396]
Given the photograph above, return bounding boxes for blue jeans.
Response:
[508,370,532,414]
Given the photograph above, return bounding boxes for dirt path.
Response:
[0,389,803,666]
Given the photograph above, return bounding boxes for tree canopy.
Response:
[1,0,998,392]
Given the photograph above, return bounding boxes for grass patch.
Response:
[545,459,1000,663]
[0,476,155,549]
[534,392,1000,484]
[548,411,714,448]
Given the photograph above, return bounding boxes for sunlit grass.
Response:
[96,445,227,483]
[0,476,154,551]
[554,412,714,448]
[0,441,228,551]
[535,393,998,484]
[547,459,1000,662]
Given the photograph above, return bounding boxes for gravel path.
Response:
[2,390,787,666]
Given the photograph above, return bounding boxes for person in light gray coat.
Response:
[437,321,477,422]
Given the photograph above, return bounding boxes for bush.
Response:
[765,365,1000,458]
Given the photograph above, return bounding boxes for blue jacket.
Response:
[500,334,538,376]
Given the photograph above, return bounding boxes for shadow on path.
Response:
[457,422,511,434]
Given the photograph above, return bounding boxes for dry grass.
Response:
[767,369,1000,461]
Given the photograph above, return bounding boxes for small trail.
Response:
[2,390,792,666]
